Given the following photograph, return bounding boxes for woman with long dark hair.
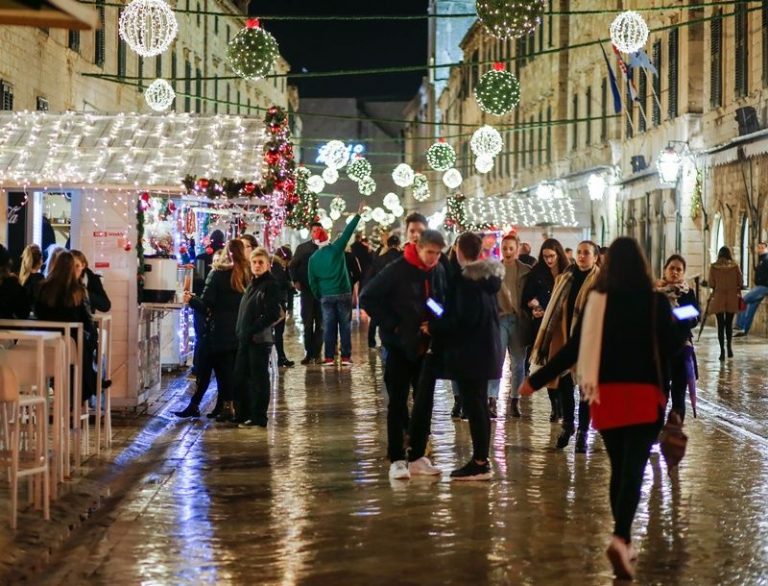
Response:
[271,246,295,368]
[530,240,600,452]
[174,239,250,420]
[520,237,682,579]
[708,246,742,360]
[19,244,44,304]
[71,250,112,313]
[522,238,570,422]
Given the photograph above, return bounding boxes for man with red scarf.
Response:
[360,229,447,480]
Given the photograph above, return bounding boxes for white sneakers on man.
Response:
[408,456,441,476]
[389,460,411,480]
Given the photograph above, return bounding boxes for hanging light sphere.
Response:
[443,168,463,190]
[412,173,431,202]
[330,209,341,221]
[392,163,415,187]
[587,174,608,201]
[475,155,495,174]
[361,206,372,222]
[307,175,325,194]
[227,19,279,81]
[358,176,377,196]
[657,147,682,185]
[475,63,521,116]
[391,204,405,218]
[144,78,175,111]
[426,140,457,172]
[471,125,504,158]
[322,140,349,169]
[347,157,372,182]
[476,0,546,39]
[371,207,387,223]
[118,0,178,58]
[384,213,396,226]
[330,196,347,214]
[320,216,333,230]
[322,166,339,185]
[296,166,311,180]
[610,11,649,54]
[383,192,400,210]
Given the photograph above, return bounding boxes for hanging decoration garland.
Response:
[182,175,258,199]
[307,175,325,194]
[119,0,178,58]
[412,173,430,202]
[144,78,175,111]
[610,11,649,54]
[426,140,456,172]
[322,166,339,185]
[475,63,520,116]
[443,168,463,190]
[347,156,372,182]
[475,155,495,174]
[320,140,350,169]
[286,167,318,230]
[227,18,279,81]
[471,125,504,158]
[262,105,296,241]
[444,192,466,230]
[392,163,415,188]
[358,176,377,196]
[475,0,546,39]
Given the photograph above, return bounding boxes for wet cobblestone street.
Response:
[5,318,768,585]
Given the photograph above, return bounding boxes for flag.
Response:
[612,44,638,102]
[629,48,657,76]
[600,44,622,114]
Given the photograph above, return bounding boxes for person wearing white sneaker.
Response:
[388,460,411,480]
[408,456,441,476]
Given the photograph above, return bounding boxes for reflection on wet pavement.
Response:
[29,322,768,584]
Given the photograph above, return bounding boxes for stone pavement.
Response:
[2,319,768,584]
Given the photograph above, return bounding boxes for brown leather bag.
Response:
[659,411,688,475]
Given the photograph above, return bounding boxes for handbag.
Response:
[738,294,747,312]
[659,410,687,475]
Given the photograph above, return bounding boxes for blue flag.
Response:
[601,44,622,114]
[629,48,658,76]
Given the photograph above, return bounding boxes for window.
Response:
[710,10,723,107]
[226,85,230,114]
[36,97,49,111]
[516,37,526,71]
[735,1,748,98]
[226,25,231,45]
[171,51,177,91]
[195,68,202,113]
[625,82,634,138]
[137,57,144,90]
[548,3,553,47]
[546,106,552,163]
[514,110,521,172]
[528,33,534,61]
[95,0,105,66]
[1,81,14,110]
[668,28,679,118]
[213,79,218,114]
[652,40,662,125]
[197,2,201,27]
[763,1,768,87]
[572,94,578,149]
[586,86,592,144]
[528,117,534,166]
[156,55,162,78]
[215,16,219,34]
[68,30,80,52]
[600,77,608,141]
[184,60,192,111]
[537,111,543,165]
[638,70,647,133]
[237,90,241,114]
[117,34,127,77]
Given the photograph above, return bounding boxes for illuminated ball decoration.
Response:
[443,168,463,190]
[361,206,372,222]
[296,166,311,180]
[476,0,546,39]
[307,175,325,194]
[475,63,520,116]
[227,19,279,81]
[426,141,456,172]
[391,205,405,218]
[330,196,347,214]
[330,209,341,221]
[412,173,431,202]
[144,78,175,111]
[383,192,400,210]
[371,207,387,223]
[610,11,649,54]
[346,157,372,182]
[475,155,494,174]
[322,140,349,169]
[320,216,333,230]
[322,166,339,185]
[392,163,415,187]
[118,0,178,58]
[358,176,377,196]
[471,125,503,158]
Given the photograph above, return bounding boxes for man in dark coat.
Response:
[288,222,324,364]
[736,241,768,336]
[365,235,403,349]
[350,233,372,288]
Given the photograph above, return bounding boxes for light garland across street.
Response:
[464,194,579,228]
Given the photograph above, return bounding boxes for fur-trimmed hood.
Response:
[462,259,505,294]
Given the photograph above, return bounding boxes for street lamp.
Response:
[587,174,607,201]
[657,146,683,185]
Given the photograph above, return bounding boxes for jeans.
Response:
[321,293,353,360]
[669,345,696,422]
[235,343,272,424]
[600,423,658,542]
[558,373,590,432]
[458,379,490,461]
[736,285,768,333]
[191,349,236,406]
[487,313,526,400]
[383,346,423,462]
[300,290,323,359]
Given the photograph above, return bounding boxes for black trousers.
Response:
[192,311,205,373]
[558,373,590,432]
[600,423,658,542]
[716,312,734,352]
[235,343,272,424]
[368,318,378,348]
[300,291,323,359]
[190,349,236,406]
[458,379,490,462]
[383,346,424,462]
[274,319,287,361]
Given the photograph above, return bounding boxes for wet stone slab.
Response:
[4,320,768,585]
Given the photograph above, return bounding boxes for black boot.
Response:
[173,403,200,418]
[556,425,575,449]
[575,429,588,454]
[206,397,224,419]
[510,397,521,418]
[216,401,236,422]
[547,389,559,423]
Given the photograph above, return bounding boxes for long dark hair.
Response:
[537,238,570,274]
[227,239,250,292]
[38,251,86,307]
[594,237,653,293]
[717,246,733,261]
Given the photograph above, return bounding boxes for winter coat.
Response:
[429,259,504,381]
[755,253,768,287]
[308,215,361,298]
[23,272,44,305]
[189,265,245,353]
[236,271,281,346]
[360,245,447,362]
[289,240,318,293]
[522,262,557,345]
[84,267,111,313]
[708,260,743,314]
[367,248,402,281]
[350,240,373,286]
[271,259,293,309]
[0,275,31,319]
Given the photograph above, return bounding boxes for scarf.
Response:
[576,291,607,405]
[403,242,433,272]
[656,279,689,308]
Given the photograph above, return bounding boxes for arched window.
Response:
[711,213,725,262]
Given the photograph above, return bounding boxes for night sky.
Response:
[251,0,429,100]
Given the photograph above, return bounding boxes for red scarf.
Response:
[403,243,432,271]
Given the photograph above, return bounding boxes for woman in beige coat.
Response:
[708,246,743,360]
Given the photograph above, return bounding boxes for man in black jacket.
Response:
[736,241,768,336]
[289,222,324,364]
[360,229,447,481]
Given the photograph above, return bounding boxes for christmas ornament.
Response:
[347,157,372,182]
[144,78,175,111]
[244,182,256,194]
[371,207,387,223]
[358,176,377,196]
[141,191,151,201]
[471,125,504,158]
[443,168,463,189]
[412,173,430,202]
[322,166,339,185]
[383,192,400,210]
[426,140,456,172]
[475,155,494,174]
[320,216,333,230]
[475,63,520,116]
[330,209,341,221]
[330,196,347,214]
[307,175,325,194]
[476,0,546,39]
[227,19,279,81]
[320,140,349,169]
[392,163,415,188]
[610,11,649,54]
[118,0,178,58]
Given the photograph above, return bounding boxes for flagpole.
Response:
[601,43,636,134]
[649,84,664,122]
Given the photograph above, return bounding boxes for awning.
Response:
[700,128,768,167]
[0,0,98,30]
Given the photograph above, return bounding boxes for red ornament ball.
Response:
[124,242,133,251]
[167,201,176,213]
[244,182,256,194]
[179,245,188,254]
[265,151,280,166]
[196,178,210,190]
[140,192,150,202]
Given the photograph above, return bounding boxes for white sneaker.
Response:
[388,460,411,480]
[409,456,441,476]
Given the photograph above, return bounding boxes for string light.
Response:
[322,166,339,184]
[320,140,350,169]
[392,163,415,187]
[383,192,400,210]
[227,18,279,81]
[476,0,546,39]
[475,63,520,116]
[361,205,372,222]
[610,11,649,54]
[371,207,386,223]
[475,155,494,174]
[390,204,404,218]
[330,196,346,214]
[471,125,503,158]
[426,140,456,171]
[346,157,372,182]
[358,175,376,196]
[144,79,175,111]
[307,174,325,193]
[464,194,578,228]
[412,173,430,202]
[443,168,463,189]
[118,0,178,58]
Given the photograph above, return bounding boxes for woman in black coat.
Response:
[19,244,44,306]
[174,240,250,420]
[426,232,504,481]
[0,244,30,319]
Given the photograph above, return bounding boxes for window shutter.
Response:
[626,82,634,138]
[171,52,178,92]
[195,69,202,113]
[546,106,552,163]
[538,111,543,165]
[586,86,592,144]
[95,0,105,67]
[68,30,80,52]
[36,97,49,111]
[184,61,192,112]
[1,81,14,111]
[710,10,723,107]
[156,55,162,78]
[528,117,534,167]
[668,28,679,118]
[600,77,607,141]
[638,70,647,132]
[763,1,768,87]
[572,94,578,148]
[735,1,748,98]
[652,40,662,125]
[137,57,144,91]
